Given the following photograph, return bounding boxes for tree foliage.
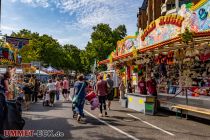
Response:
[9,23,127,74]
[81,24,127,73]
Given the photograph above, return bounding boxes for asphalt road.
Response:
[19,92,210,140]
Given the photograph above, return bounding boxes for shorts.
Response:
[107,89,114,101]
[62,89,68,94]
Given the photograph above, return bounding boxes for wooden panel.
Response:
[172,105,210,115]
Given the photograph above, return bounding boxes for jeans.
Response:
[56,90,60,100]
[99,96,106,114]
[75,98,85,116]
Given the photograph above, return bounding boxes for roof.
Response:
[35,70,49,75]
[141,0,148,10]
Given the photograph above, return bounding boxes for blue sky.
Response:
[2,0,143,49]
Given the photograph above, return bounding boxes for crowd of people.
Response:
[0,69,158,126]
[72,73,159,122]
[72,73,115,122]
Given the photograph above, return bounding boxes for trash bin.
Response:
[144,102,155,115]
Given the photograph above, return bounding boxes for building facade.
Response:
[137,0,164,30]
[161,0,200,15]
[137,0,201,30]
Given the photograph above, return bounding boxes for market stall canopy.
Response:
[46,66,58,72]
[35,70,49,75]
[42,66,64,75]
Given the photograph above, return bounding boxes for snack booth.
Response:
[98,1,210,115]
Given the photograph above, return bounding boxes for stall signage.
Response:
[117,36,138,56]
[0,68,6,74]
[178,1,210,33]
[21,63,31,68]
[16,68,23,74]
[141,15,184,41]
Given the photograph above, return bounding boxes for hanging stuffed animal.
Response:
[175,49,185,62]
[167,51,174,65]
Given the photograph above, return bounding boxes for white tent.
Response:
[35,70,49,75]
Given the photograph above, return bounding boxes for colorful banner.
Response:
[140,15,184,47]
[6,36,29,49]
[139,0,210,48]
[117,36,138,56]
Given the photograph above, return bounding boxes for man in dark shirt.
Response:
[32,78,40,103]
[106,74,114,110]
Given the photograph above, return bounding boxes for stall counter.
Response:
[127,93,156,114]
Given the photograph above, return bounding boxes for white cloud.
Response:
[54,0,140,30]
[9,0,50,8]
[2,25,19,32]
[6,0,142,48]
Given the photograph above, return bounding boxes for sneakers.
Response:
[105,112,108,117]
[99,113,103,117]
[77,115,81,122]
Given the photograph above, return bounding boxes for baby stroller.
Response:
[42,91,50,106]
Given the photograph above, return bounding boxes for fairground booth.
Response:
[99,1,210,116]
[0,36,29,99]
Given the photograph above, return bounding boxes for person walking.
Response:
[32,78,40,103]
[62,77,69,101]
[22,82,32,110]
[73,75,87,122]
[47,79,56,107]
[55,78,61,101]
[96,75,108,117]
[119,79,125,101]
[29,75,35,102]
[106,74,114,110]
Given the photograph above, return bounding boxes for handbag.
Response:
[72,82,85,104]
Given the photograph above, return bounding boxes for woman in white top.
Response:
[47,79,56,106]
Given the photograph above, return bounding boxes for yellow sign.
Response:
[139,99,144,104]
[128,97,133,102]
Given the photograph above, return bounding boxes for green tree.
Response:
[81,23,127,73]
[63,44,83,73]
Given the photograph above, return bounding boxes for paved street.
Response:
[19,91,210,140]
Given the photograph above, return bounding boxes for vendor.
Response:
[127,79,132,93]
[146,75,157,96]
[138,77,147,95]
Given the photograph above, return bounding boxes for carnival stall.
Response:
[43,66,64,76]
[99,0,210,115]
[0,36,29,100]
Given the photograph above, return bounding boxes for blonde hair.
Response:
[77,74,84,81]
